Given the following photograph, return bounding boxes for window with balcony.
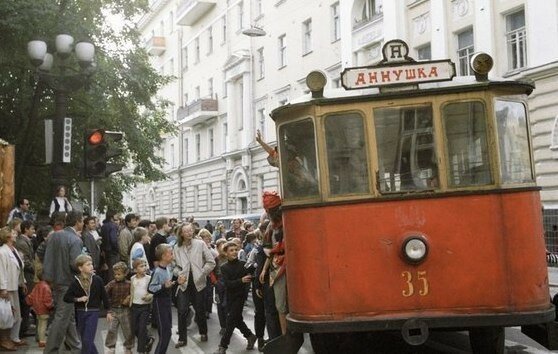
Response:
[195,38,200,63]
[302,19,312,55]
[207,26,213,55]
[506,9,527,71]
[195,133,201,161]
[257,47,265,79]
[331,2,340,42]
[457,29,474,76]
[278,34,287,68]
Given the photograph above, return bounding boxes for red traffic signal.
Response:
[87,130,104,145]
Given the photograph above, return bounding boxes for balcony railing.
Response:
[176,0,216,26]
[177,98,218,126]
[146,36,166,56]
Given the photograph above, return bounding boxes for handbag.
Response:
[0,298,14,329]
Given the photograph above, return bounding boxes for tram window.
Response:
[495,100,533,183]
[325,113,369,195]
[443,101,492,186]
[374,105,438,192]
[278,118,319,198]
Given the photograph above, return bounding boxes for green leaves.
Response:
[0,0,174,213]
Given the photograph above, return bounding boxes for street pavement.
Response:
[15,268,558,353]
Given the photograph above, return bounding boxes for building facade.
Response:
[129,0,558,228]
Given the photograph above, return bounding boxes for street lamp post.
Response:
[27,34,95,188]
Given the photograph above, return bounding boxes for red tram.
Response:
[267,40,555,353]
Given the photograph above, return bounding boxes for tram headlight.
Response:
[402,237,428,264]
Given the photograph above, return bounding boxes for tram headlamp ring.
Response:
[306,70,327,98]
[402,237,428,264]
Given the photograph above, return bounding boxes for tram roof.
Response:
[270,76,534,120]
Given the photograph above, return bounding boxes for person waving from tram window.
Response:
[256,129,318,197]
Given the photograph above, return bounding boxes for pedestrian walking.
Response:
[213,241,257,354]
[149,244,176,354]
[42,210,84,354]
[104,262,134,354]
[63,254,110,354]
[25,271,53,348]
[173,223,216,347]
[130,259,154,354]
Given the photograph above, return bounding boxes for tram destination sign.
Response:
[341,39,456,90]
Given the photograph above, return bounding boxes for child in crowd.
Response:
[25,270,53,348]
[130,227,150,270]
[130,259,155,354]
[149,243,181,354]
[214,238,229,335]
[105,262,134,354]
[64,255,111,354]
[213,242,257,354]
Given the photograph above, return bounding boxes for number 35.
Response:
[401,270,429,297]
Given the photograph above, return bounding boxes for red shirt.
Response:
[25,281,53,315]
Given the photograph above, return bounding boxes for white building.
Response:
[130,0,558,230]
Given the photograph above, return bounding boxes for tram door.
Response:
[395,107,437,189]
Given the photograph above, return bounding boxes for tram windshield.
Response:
[325,113,369,195]
[443,101,492,186]
[374,105,438,192]
[278,118,319,198]
[495,100,533,183]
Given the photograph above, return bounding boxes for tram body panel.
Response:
[284,190,548,323]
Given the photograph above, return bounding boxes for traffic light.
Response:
[84,129,124,178]
[103,130,124,176]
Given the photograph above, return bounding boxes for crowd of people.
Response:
[0,189,289,354]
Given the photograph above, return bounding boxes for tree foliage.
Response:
[0,0,174,215]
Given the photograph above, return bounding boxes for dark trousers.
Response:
[216,284,227,329]
[205,278,214,314]
[154,296,172,354]
[252,284,266,339]
[219,295,254,349]
[131,304,151,352]
[75,310,99,354]
[18,287,31,336]
[176,277,207,342]
[263,282,281,340]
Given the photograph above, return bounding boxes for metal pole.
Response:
[52,89,68,187]
[90,179,95,216]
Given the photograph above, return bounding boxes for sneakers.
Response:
[246,334,257,350]
[175,340,187,348]
[213,346,227,354]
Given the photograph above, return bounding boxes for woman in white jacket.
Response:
[172,223,216,348]
[0,227,26,351]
